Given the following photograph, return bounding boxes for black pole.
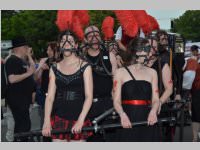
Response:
[14,117,176,139]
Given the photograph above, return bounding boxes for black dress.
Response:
[50,63,93,141]
[116,66,160,142]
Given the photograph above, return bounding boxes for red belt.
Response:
[122,100,151,105]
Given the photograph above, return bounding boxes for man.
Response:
[84,25,117,141]
[5,37,36,142]
[147,36,174,142]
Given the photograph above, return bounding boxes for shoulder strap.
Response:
[158,57,164,95]
[124,66,136,80]
[80,63,90,73]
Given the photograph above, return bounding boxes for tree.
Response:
[1,10,59,58]
[1,10,121,58]
[171,10,200,42]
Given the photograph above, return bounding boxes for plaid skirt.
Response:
[51,115,93,141]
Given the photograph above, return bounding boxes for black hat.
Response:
[10,36,28,49]
[191,45,199,51]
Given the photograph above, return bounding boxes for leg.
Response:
[5,106,15,142]
[192,122,200,142]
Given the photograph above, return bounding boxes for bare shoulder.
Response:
[145,66,157,76]
[114,67,126,77]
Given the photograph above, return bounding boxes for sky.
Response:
[147,10,186,30]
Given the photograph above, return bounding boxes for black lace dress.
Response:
[116,67,160,142]
[50,63,93,141]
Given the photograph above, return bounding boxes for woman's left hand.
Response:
[71,119,84,134]
[147,109,158,126]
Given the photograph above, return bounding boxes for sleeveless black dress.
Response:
[50,63,93,141]
[116,67,160,142]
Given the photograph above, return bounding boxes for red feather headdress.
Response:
[74,10,90,28]
[114,10,138,38]
[101,16,114,40]
[132,10,152,35]
[148,15,160,31]
[55,10,84,41]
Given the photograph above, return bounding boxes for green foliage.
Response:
[1,10,121,58]
[172,10,200,42]
[1,10,59,58]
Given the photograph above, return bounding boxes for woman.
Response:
[113,37,160,142]
[42,31,93,142]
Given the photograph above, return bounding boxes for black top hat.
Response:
[191,45,199,51]
[10,36,28,49]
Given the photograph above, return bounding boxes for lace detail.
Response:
[52,63,90,85]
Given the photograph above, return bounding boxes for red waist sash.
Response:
[122,100,151,105]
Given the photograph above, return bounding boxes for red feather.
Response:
[132,10,149,28]
[148,15,160,31]
[75,10,90,28]
[72,16,84,40]
[55,10,74,31]
[101,16,114,40]
[114,10,138,37]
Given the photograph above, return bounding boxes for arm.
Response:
[78,66,93,121]
[8,69,34,84]
[160,64,173,104]
[151,70,160,114]
[113,69,132,128]
[42,68,56,137]
[148,69,160,125]
[34,58,48,81]
[110,51,118,74]
[71,65,93,133]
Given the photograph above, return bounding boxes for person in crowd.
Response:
[189,45,200,142]
[42,30,93,142]
[83,25,118,141]
[113,37,160,141]
[5,37,36,142]
[34,41,59,142]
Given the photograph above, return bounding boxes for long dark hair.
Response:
[123,37,149,64]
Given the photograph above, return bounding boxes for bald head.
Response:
[84,25,100,35]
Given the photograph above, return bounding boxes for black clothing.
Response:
[86,50,113,119]
[191,89,200,122]
[52,63,90,120]
[41,58,55,94]
[86,50,112,98]
[6,55,36,109]
[116,67,160,142]
[5,55,35,139]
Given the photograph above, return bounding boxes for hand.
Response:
[175,94,181,101]
[27,47,33,57]
[147,109,158,126]
[41,63,49,70]
[27,64,36,75]
[38,58,48,67]
[42,121,52,137]
[120,112,132,128]
[71,119,84,134]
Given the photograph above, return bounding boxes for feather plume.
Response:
[114,10,138,37]
[101,16,114,40]
[55,10,74,31]
[75,10,90,28]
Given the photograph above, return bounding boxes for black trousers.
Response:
[9,105,31,142]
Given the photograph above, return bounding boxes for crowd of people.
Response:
[1,14,200,142]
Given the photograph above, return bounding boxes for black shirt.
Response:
[86,50,113,98]
[5,55,36,109]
